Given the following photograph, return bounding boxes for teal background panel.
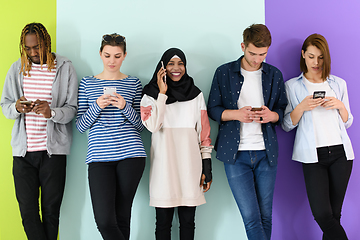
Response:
[56,0,265,239]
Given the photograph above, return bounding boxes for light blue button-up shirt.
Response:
[282,73,354,163]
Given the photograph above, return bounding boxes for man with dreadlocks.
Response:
[0,22,78,240]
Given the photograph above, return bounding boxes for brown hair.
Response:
[100,33,126,53]
[243,24,272,48]
[300,34,331,80]
[19,23,55,76]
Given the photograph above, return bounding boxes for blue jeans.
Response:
[224,150,277,240]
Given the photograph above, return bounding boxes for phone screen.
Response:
[313,91,325,99]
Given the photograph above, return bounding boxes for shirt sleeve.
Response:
[140,93,167,133]
[0,62,22,120]
[196,94,213,159]
[338,78,353,128]
[271,70,288,126]
[207,68,226,124]
[75,78,102,133]
[281,80,298,132]
[120,78,144,132]
[51,62,78,124]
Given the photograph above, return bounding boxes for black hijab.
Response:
[142,48,201,104]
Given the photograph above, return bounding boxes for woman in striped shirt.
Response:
[76,33,146,240]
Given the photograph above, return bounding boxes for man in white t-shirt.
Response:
[208,24,287,240]
[0,22,78,240]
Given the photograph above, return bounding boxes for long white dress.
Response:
[141,92,213,207]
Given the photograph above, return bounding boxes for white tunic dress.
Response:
[141,92,213,207]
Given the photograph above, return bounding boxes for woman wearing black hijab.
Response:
[141,48,213,240]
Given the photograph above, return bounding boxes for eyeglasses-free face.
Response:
[24,33,46,64]
[302,45,324,78]
[166,58,185,82]
[100,44,127,74]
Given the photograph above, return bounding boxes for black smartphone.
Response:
[20,100,32,105]
[251,107,262,111]
[313,91,325,99]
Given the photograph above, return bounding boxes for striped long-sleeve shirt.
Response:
[76,76,146,164]
[23,63,56,152]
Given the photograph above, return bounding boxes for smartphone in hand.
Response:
[20,100,32,105]
[313,91,325,99]
[104,87,116,96]
[161,61,166,84]
[251,107,262,111]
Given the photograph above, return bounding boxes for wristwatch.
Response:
[50,109,56,119]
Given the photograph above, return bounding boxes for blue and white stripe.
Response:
[76,76,146,164]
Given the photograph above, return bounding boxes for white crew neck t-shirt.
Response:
[303,77,342,147]
[237,67,265,150]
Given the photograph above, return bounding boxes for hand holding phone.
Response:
[161,61,166,84]
[17,98,35,114]
[251,107,264,122]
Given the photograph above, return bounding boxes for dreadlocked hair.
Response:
[19,23,55,76]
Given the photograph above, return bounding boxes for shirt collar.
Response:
[296,72,335,82]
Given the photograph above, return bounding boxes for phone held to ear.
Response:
[103,87,116,96]
[161,61,166,84]
[313,91,326,99]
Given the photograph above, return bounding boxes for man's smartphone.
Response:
[251,107,262,111]
[313,91,325,99]
[20,100,32,105]
[161,61,166,84]
[104,87,116,96]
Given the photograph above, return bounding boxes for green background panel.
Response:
[0,1,56,239]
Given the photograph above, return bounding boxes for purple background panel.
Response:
[265,0,360,239]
